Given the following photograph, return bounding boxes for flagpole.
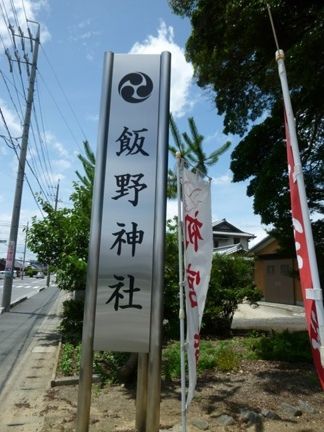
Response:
[275,49,324,366]
[176,152,187,432]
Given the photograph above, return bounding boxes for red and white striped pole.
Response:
[276,49,324,387]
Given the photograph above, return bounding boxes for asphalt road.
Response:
[0,285,59,394]
[0,276,48,304]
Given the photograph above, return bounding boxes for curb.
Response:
[50,340,62,387]
[0,285,48,315]
[51,374,101,387]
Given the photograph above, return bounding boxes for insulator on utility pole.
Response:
[18,26,25,51]
[27,27,33,52]
[54,179,60,211]
[8,23,17,49]
[14,49,22,75]
[5,48,13,73]
[1,23,40,312]
[24,53,30,76]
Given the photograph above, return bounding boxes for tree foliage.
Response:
[168,114,230,198]
[163,219,261,338]
[27,141,94,292]
[203,253,261,336]
[169,0,324,256]
[169,113,230,176]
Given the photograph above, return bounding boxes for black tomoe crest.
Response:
[118,72,153,103]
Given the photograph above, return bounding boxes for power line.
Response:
[40,45,88,143]
[37,70,83,152]
[35,77,54,176]
[0,107,19,149]
[0,69,23,122]
[11,140,45,218]
[9,0,20,29]
[21,0,28,23]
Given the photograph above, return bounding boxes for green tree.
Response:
[203,253,261,336]
[27,141,94,293]
[169,113,230,176]
[163,218,261,339]
[169,1,324,255]
[168,114,230,198]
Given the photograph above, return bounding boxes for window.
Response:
[280,264,290,276]
[267,265,275,274]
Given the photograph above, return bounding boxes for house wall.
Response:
[214,236,248,249]
[253,239,302,305]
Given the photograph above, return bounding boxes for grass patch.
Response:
[58,330,312,382]
[58,343,130,383]
[244,330,312,363]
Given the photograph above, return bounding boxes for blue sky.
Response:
[0,0,268,260]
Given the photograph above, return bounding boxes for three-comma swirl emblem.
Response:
[118,72,153,103]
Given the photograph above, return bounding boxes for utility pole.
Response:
[1,24,40,311]
[54,179,60,211]
[21,222,29,280]
[46,179,60,287]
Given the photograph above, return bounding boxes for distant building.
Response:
[250,236,302,305]
[212,219,255,255]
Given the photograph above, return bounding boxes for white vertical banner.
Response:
[182,163,213,406]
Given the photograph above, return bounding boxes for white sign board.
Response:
[93,53,170,353]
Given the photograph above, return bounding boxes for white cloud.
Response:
[45,132,70,159]
[212,172,233,185]
[0,99,21,137]
[130,21,194,118]
[52,158,71,170]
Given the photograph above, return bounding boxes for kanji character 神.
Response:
[110,222,144,257]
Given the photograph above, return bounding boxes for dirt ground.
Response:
[38,359,324,432]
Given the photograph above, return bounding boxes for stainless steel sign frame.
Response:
[92,53,170,352]
[77,51,170,432]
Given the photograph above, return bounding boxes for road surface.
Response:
[0,285,59,394]
[0,276,49,304]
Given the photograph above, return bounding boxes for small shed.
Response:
[250,236,302,305]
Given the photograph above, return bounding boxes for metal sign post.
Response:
[77,51,170,432]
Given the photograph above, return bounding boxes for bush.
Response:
[202,254,262,337]
[59,343,81,376]
[162,339,241,380]
[59,299,84,344]
[163,222,262,340]
[247,330,312,363]
[163,219,181,340]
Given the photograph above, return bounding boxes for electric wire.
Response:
[20,0,28,23]
[0,107,45,217]
[0,0,11,29]
[31,101,54,186]
[0,69,23,122]
[37,69,83,152]
[32,77,55,189]
[40,45,88,143]
[13,144,44,217]
[0,106,18,149]
[26,144,51,201]
[9,0,20,29]
[8,68,24,117]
